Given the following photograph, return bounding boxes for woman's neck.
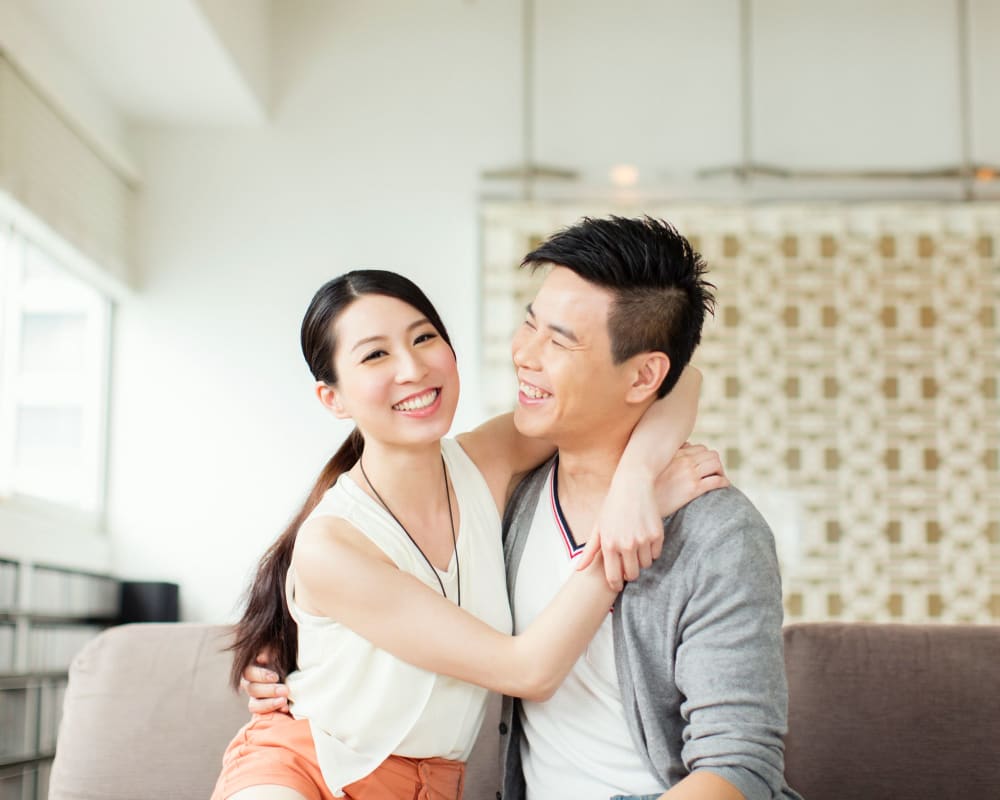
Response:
[350,437,448,518]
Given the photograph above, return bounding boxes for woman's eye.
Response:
[523,319,536,330]
[414,332,437,344]
[551,339,567,350]
[362,349,387,362]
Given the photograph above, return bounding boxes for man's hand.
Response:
[577,443,728,591]
[240,651,290,715]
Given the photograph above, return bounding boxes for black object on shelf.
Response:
[118,582,179,624]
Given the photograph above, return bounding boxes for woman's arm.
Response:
[456,414,554,512]
[658,772,745,800]
[291,515,615,702]
[578,365,703,588]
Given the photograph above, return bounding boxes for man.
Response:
[498,217,801,800]
[248,217,801,800]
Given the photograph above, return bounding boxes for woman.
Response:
[214,270,723,800]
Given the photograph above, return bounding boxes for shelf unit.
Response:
[0,557,118,800]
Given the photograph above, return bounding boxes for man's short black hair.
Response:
[521,215,715,398]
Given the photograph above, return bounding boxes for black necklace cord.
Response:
[359,454,460,607]
[441,455,461,608]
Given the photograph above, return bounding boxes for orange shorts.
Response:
[211,713,465,800]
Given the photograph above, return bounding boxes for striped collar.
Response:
[549,455,585,559]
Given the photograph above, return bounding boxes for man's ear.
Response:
[625,352,670,405]
[315,382,350,419]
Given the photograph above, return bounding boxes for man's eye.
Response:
[362,349,387,362]
[414,332,437,344]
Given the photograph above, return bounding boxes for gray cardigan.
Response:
[498,461,803,800]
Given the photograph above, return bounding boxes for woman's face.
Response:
[327,294,459,448]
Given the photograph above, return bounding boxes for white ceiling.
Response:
[12,0,271,126]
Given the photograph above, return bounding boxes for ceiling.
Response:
[9,0,272,126]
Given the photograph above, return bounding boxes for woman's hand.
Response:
[655,443,728,518]
[240,650,290,714]
[576,465,663,591]
[578,443,728,590]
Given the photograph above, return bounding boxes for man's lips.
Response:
[518,380,552,402]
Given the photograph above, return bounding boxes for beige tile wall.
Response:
[480,202,1000,623]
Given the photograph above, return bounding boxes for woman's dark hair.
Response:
[228,269,453,688]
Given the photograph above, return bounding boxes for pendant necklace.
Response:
[359,454,461,607]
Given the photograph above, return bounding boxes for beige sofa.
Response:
[49,622,1000,800]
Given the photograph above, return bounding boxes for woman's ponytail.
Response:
[228,428,363,688]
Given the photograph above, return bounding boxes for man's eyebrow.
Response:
[351,317,431,352]
[524,303,578,344]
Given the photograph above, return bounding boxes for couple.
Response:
[214,216,802,800]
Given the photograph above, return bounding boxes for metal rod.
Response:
[956,0,973,200]
[740,0,753,183]
[522,0,534,202]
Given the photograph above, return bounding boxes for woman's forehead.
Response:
[335,295,430,342]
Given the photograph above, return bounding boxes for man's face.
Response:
[510,266,638,446]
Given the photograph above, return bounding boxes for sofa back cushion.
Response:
[783,622,1000,800]
[49,623,501,800]
[51,621,1000,799]
[49,623,247,799]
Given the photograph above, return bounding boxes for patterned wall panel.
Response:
[480,203,1000,623]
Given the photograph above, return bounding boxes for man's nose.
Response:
[512,329,541,370]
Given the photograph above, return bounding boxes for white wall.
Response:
[109,0,521,621]
[105,0,1000,622]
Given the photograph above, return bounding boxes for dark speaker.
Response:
[119,581,180,623]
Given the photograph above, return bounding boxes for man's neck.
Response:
[556,449,619,495]
[553,436,629,545]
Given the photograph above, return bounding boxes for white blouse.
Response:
[285,438,512,796]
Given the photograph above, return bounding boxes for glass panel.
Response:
[18,313,87,375]
[13,407,85,505]
[0,213,111,516]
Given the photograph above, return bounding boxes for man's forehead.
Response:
[532,266,613,314]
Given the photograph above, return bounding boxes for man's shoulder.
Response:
[502,460,553,541]
[662,484,776,558]
[509,460,552,507]
[672,484,765,524]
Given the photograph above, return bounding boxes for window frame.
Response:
[0,195,115,538]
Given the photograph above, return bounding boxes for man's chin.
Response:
[513,406,550,439]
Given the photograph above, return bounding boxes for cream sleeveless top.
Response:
[284,438,512,796]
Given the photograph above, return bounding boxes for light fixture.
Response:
[609,164,640,188]
[696,0,1000,198]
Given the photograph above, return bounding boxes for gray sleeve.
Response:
[673,507,789,800]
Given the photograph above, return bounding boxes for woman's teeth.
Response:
[520,382,551,399]
[393,389,439,411]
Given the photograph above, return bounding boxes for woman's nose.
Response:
[395,349,429,383]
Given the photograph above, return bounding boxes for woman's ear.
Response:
[625,352,670,405]
[316,382,350,419]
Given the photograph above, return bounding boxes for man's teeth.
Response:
[393,389,438,411]
[520,382,551,399]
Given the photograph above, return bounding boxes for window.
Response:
[0,213,112,521]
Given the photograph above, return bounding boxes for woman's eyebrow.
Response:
[351,318,431,352]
